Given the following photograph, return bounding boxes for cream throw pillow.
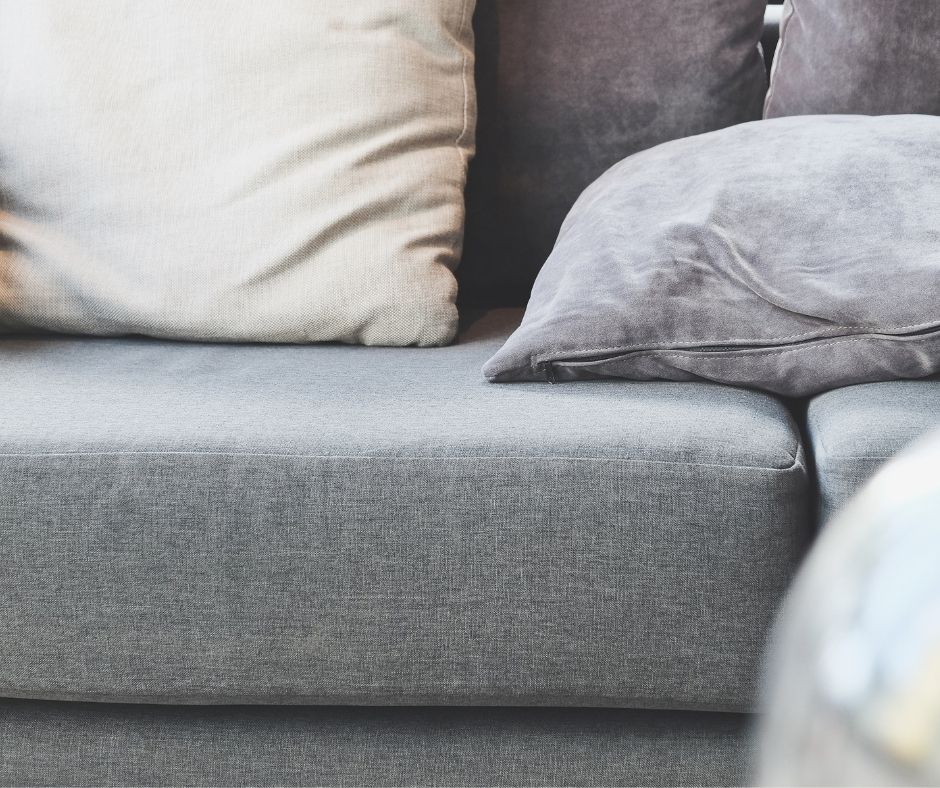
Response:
[0,1,475,345]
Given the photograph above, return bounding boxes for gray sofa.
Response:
[1,5,939,787]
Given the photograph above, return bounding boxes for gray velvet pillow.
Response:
[765,0,940,118]
[483,115,940,397]
[459,0,769,307]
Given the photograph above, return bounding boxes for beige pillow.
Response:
[0,1,475,345]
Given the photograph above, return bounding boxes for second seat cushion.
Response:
[0,311,811,711]
[807,379,940,522]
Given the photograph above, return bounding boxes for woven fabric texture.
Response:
[807,378,940,523]
[0,1,475,345]
[0,310,810,710]
[0,700,752,787]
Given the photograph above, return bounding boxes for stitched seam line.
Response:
[0,450,801,473]
[615,332,940,362]
[532,320,940,365]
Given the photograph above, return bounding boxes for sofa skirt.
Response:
[0,700,752,787]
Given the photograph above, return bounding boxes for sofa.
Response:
[1,4,938,787]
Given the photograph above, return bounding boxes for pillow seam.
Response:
[530,319,940,363]
[557,332,940,364]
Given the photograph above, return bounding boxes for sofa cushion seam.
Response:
[0,449,802,473]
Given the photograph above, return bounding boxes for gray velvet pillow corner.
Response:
[483,115,940,397]
[765,0,940,118]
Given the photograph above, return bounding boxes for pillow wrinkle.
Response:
[484,115,940,396]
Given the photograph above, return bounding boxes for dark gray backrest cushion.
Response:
[459,0,769,307]
[765,0,940,118]
[483,115,940,397]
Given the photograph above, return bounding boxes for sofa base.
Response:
[0,700,751,787]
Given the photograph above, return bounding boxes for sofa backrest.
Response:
[459,2,781,309]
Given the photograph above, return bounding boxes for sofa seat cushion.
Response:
[0,310,811,711]
[807,379,940,522]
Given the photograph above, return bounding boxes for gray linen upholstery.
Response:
[807,379,940,523]
[458,0,768,306]
[484,115,940,397]
[765,0,940,118]
[0,310,810,709]
[0,700,752,787]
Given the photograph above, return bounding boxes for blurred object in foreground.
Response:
[760,429,940,786]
